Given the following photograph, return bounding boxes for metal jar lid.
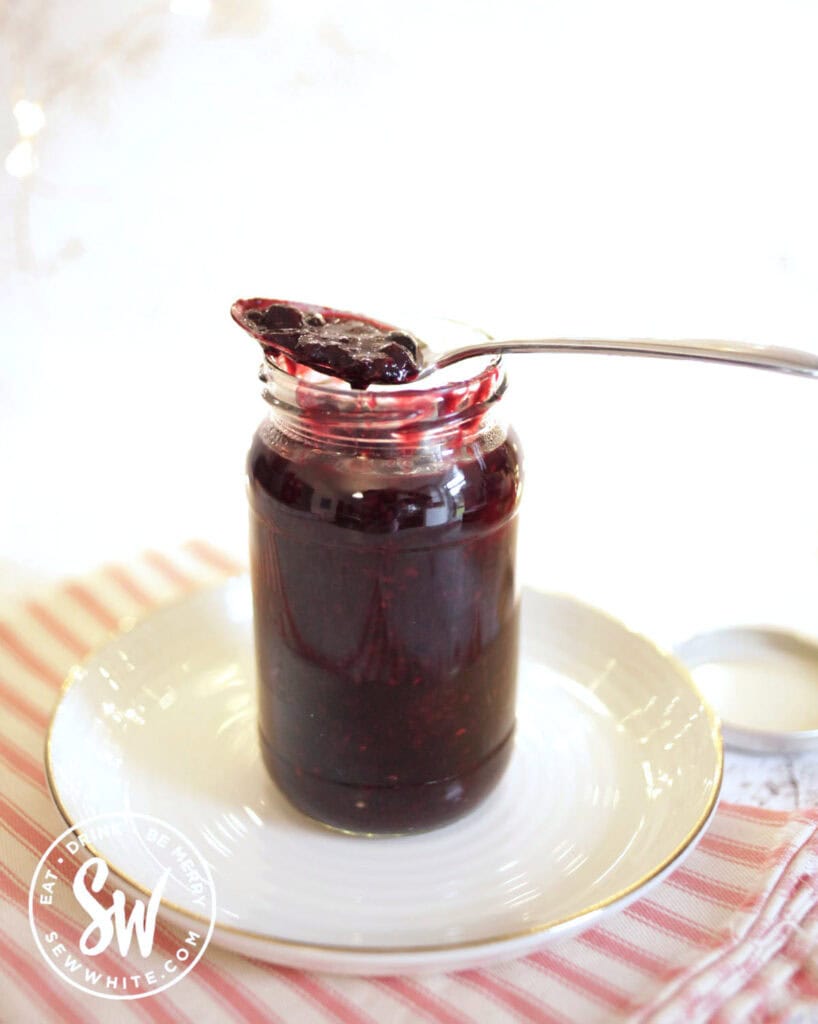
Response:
[674,626,818,754]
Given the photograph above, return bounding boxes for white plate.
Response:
[47,579,722,975]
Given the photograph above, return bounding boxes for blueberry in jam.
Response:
[233,298,423,388]
[237,299,523,834]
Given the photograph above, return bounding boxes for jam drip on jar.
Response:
[232,297,424,388]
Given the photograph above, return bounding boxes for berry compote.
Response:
[232,298,424,388]
[238,300,523,834]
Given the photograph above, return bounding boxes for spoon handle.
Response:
[437,337,818,379]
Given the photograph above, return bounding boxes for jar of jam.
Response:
[245,313,523,834]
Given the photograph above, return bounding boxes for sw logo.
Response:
[29,812,216,1000]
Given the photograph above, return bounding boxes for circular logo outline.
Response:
[29,811,217,1001]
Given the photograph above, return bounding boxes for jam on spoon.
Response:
[231,297,424,389]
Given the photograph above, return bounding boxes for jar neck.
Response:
[259,356,506,456]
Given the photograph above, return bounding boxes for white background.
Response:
[2,0,817,650]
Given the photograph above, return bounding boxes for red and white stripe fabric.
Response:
[1,541,818,1023]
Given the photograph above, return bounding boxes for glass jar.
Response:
[247,330,523,834]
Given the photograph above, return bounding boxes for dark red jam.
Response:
[232,298,424,389]
[240,302,523,833]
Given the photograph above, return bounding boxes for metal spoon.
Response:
[232,298,818,384]
[424,334,818,380]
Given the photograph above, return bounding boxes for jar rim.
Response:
[261,348,502,394]
[259,349,506,439]
[258,314,505,427]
